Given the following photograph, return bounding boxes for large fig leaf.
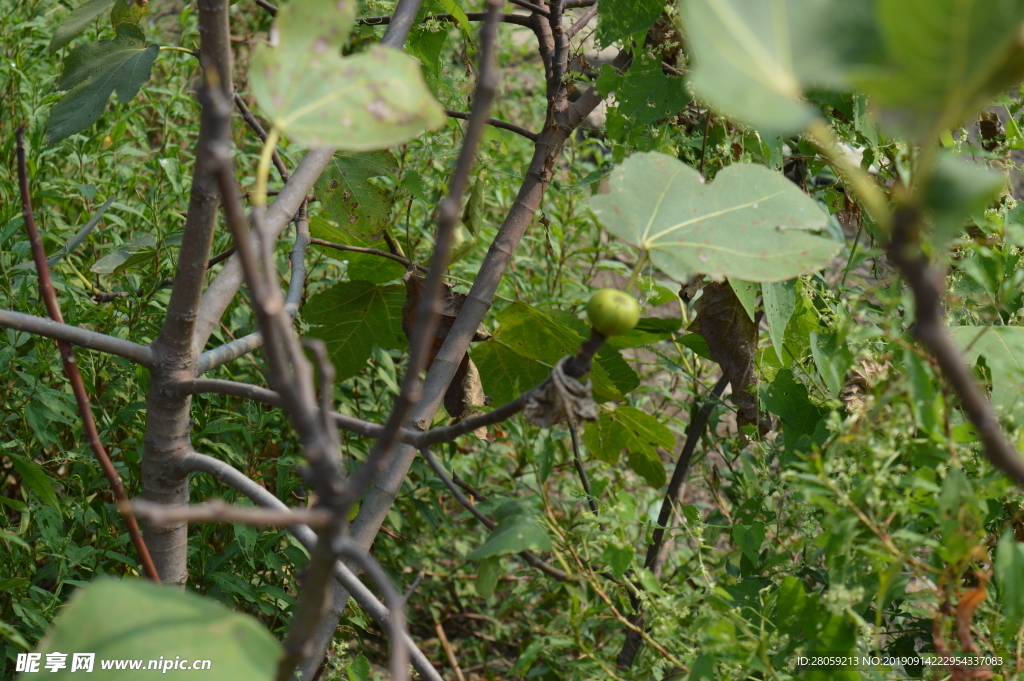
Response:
[303,280,407,380]
[48,0,115,54]
[951,326,1024,419]
[598,0,664,48]
[35,579,279,680]
[857,0,1024,139]
[249,0,445,149]
[314,151,398,238]
[591,152,839,283]
[683,0,879,133]
[46,23,158,144]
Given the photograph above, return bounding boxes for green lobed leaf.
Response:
[597,0,663,48]
[303,280,407,380]
[856,0,1024,139]
[582,406,672,486]
[925,155,1007,248]
[581,411,632,464]
[616,54,690,125]
[314,151,399,238]
[590,153,840,282]
[466,515,552,560]
[602,544,634,580]
[47,23,158,144]
[35,579,280,680]
[683,0,878,133]
[249,0,445,149]
[950,326,1024,419]
[48,0,116,55]
[472,302,631,404]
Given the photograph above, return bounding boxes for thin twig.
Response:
[359,11,533,28]
[253,0,276,16]
[509,0,549,15]
[128,499,332,528]
[233,91,289,181]
[444,109,539,142]
[310,238,427,272]
[183,452,441,681]
[566,3,598,40]
[420,446,571,581]
[435,620,466,681]
[16,125,160,583]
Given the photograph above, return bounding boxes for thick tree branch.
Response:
[129,499,331,528]
[16,125,160,583]
[0,309,154,366]
[140,0,234,586]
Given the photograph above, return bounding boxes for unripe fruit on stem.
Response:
[586,288,640,336]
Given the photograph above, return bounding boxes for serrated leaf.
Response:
[591,153,839,282]
[472,302,627,404]
[347,653,370,681]
[732,521,765,564]
[581,411,632,464]
[304,280,407,380]
[627,441,667,488]
[607,316,681,349]
[315,151,399,238]
[617,53,690,125]
[683,0,879,133]
[951,326,1024,419]
[249,0,445,149]
[36,579,280,680]
[47,23,158,144]
[763,279,797,363]
[615,406,675,449]
[48,0,116,54]
[466,515,551,559]
[760,368,826,450]
[8,454,61,515]
[597,0,663,48]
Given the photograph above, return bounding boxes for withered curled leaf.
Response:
[688,281,769,435]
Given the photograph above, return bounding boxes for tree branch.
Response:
[0,309,154,366]
[616,374,730,668]
[16,125,160,583]
[128,498,331,528]
[182,451,444,681]
[234,91,289,182]
[358,11,533,29]
[888,207,1024,485]
[310,237,426,272]
[443,109,539,142]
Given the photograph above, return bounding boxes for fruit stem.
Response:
[623,249,647,295]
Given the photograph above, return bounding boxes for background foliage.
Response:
[6,0,1024,679]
